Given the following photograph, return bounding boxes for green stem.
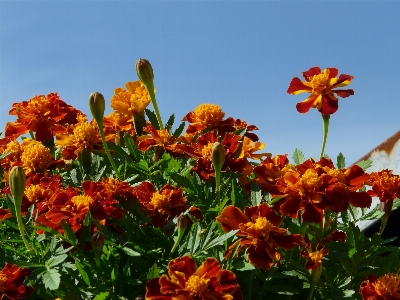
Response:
[96,119,121,179]
[146,82,164,130]
[246,270,254,300]
[15,210,32,252]
[319,115,330,159]
[215,167,221,204]
[307,282,316,300]
[379,214,389,235]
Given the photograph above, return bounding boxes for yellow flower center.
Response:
[309,250,324,264]
[185,275,209,296]
[328,169,346,184]
[373,274,400,297]
[2,140,23,163]
[379,171,400,189]
[70,195,94,210]
[254,216,273,239]
[201,142,214,160]
[0,273,7,293]
[27,95,51,115]
[193,104,225,125]
[301,169,322,191]
[25,184,46,204]
[150,191,173,215]
[158,129,174,146]
[73,121,98,151]
[21,141,53,173]
[308,69,331,94]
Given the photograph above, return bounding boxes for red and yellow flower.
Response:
[367,169,400,203]
[360,273,400,300]
[137,124,179,155]
[287,67,354,115]
[5,93,80,142]
[183,103,225,134]
[145,256,242,300]
[132,182,201,228]
[216,203,304,270]
[0,263,33,299]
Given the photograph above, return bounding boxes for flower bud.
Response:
[89,92,105,122]
[91,231,105,253]
[177,214,188,232]
[136,58,154,87]
[211,142,225,171]
[9,166,26,209]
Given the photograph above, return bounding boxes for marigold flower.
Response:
[20,140,54,173]
[145,256,242,300]
[0,140,24,171]
[5,93,80,142]
[360,273,400,300]
[183,103,225,134]
[367,169,400,203]
[103,112,136,139]
[55,114,106,160]
[287,67,354,115]
[0,263,33,299]
[216,203,304,270]
[137,125,178,154]
[111,81,151,118]
[132,182,201,228]
[301,244,329,286]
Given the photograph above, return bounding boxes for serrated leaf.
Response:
[47,254,68,268]
[75,260,91,287]
[124,133,141,162]
[61,221,78,246]
[203,230,239,251]
[145,109,160,130]
[233,260,255,271]
[147,263,159,280]
[42,268,61,290]
[165,113,175,131]
[356,159,372,170]
[93,292,110,300]
[337,152,346,168]
[292,148,305,164]
[122,247,141,256]
[173,122,186,138]
[250,182,262,206]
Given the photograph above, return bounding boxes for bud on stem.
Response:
[211,142,225,204]
[89,92,106,125]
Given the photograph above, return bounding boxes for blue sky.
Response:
[1,1,399,165]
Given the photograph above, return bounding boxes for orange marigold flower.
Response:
[0,139,24,174]
[55,114,106,160]
[287,67,354,115]
[216,203,304,270]
[367,169,400,203]
[5,93,80,142]
[20,139,54,173]
[145,256,242,300]
[133,182,201,228]
[0,263,33,299]
[301,243,329,286]
[110,81,151,118]
[183,103,225,134]
[103,112,136,139]
[360,273,400,300]
[35,181,124,234]
[137,125,179,155]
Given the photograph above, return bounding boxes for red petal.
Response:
[287,77,312,94]
[217,206,250,232]
[302,67,321,81]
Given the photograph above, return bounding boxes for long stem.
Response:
[146,83,164,130]
[96,119,121,179]
[307,282,316,300]
[379,214,389,235]
[15,210,32,252]
[246,270,254,300]
[319,115,330,159]
[215,168,221,204]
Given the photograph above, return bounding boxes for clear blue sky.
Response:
[1,1,399,165]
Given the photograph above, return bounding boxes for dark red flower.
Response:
[0,263,33,299]
[360,273,400,300]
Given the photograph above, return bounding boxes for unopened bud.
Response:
[136,59,154,87]
[177,215,188,231]
[89,92,105,122]
[380,199,394,217]
[211,142,225,171]
[91,231,105,252]
[9,166,26,209]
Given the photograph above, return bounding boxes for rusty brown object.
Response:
[353,130,400,165]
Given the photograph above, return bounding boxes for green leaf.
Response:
[46,254,68,268]
[173,122,186,138]
[145,109,160,130]
[233,260,255,271]
[75,260,91,287]
[61,221,78,246]
[230,177,239,207]
[0,151,11,160]
[42,268,61,291]
[124,133,141,162]
[165,113,175,131]
[122,247,141,257]
[107,142,134,164]
[250,182,262,206]
[356,159,372,170]
[147,263,159,280]
[203,230,239,251]
[292,148,305,164]
[337,152,346,168]
[93,292,110,300]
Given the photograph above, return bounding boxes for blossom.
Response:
[216,203,304,270]
[183,103,225,134]
[132,182,201,228]
[0,263,33,299]
[145,256,242,300]
[5,93,80,142]
[300,243,329,286]
[103,112,136,139]
[110,81,151,118]
[367,169,400,203]
[137,125,179,155]
[55,114,106,160]
[360,273,400,300]
[35,181,124,234]
[287,67,354,115]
